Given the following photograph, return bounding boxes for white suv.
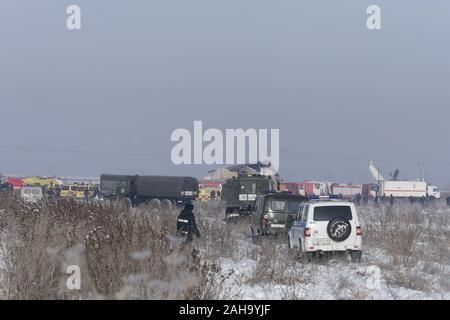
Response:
[287,199,362,262]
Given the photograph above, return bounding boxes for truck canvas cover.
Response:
[136,176,198,198]
[100,174,134,194]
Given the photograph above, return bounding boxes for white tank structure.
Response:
[369,160,385,182]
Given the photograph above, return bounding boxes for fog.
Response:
[0,1,449,187]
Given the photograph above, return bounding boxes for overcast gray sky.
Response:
[0,1,449,187]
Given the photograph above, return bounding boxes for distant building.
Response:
[203,167,237,181]
[203,161,278,181]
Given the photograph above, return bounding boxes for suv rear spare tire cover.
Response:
[327,217,352,242]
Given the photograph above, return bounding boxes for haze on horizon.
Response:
[0,1,449,187]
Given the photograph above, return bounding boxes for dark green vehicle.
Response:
[220,175,278,220]
[99,174,199,206]
[250,192,308,236]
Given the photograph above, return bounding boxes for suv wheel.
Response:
[327,217,352,242]
[351,251,362,263]
[287,235,297,250]
[306,252,315,262]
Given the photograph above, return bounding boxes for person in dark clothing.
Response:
[84,188,90,202]
[55,185,61,199]
[355,193,361,206]
[419,196,425,206]
[47,187,55,199]
[446,196,450,208]
[409,196,415,206]
[177,203,200,243]
[389,194,394,206]
[362,194,368,205]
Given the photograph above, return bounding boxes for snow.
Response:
[0,199,448,300]
[199,203,450,300]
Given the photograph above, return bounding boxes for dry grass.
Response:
[1,191,449,299]
[359,202,450,292]
[0,192,214,299]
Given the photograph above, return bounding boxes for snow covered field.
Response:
[192,201,450,300]
[0,195,449,300]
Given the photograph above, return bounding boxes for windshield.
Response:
[313,205,353,221]
[270,200,285,211]
[287,201,302,211]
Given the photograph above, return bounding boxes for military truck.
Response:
[220,174,279,220]
[99,174,199,206]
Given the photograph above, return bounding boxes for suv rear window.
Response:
[269,200,302,212]
[313,205,352,221]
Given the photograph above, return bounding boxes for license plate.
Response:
[227,213,240,218]
[270,223,285,228]
[314,239,331,245]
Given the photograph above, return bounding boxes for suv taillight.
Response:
[356,226,362,236]
[304,228,311,237]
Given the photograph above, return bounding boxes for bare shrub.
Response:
[0,195,207,299]
[358,202,449,292]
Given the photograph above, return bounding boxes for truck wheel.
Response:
[149,198,161,209]
[161,199,172,210]
[125,197,132,209]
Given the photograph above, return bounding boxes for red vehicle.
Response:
[7,177,23,191]
[281,181,330,197]
[330,183,363,199]
[200,180,222,189]
[280,182,300,194]
[298,181,330,196]
[362,183,378,198]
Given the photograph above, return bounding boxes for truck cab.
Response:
[427,185,440,199]
[221,174,279,220]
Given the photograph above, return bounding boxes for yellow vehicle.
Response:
[59,184,72,198]
[198,188,210,202]
[70,185,83,199]
[60,183,99,199]
[23,176,61,188]
[198,181,222,201]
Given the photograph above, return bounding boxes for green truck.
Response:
[220,174,278,220]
